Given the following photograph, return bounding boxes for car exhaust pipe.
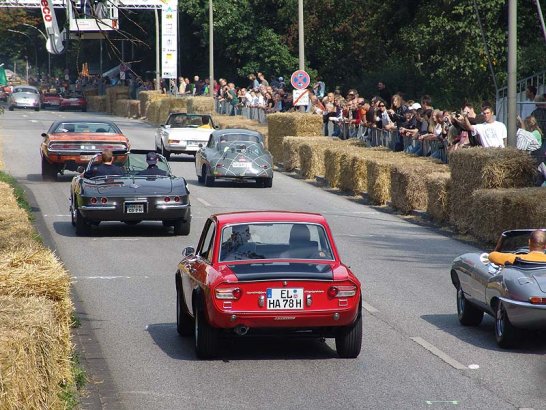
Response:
[234,325,249,336]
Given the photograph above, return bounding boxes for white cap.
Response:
[409,102,422,110]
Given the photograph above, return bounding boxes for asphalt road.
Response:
[1,107,545,410]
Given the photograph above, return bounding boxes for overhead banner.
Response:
[161,0,177,79]
[0,67,7,86]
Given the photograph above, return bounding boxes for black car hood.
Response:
[227,262,334,281]
[85,177,175,195]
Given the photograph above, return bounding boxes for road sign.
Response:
[291,70,310,90]
[293,89,310,106]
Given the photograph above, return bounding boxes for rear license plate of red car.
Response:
[125,203,145,213]
[266,288,303,310]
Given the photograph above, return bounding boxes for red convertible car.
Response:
[59,91,87,112]
[175,211,362,359]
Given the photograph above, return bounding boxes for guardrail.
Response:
[215,99,267,123]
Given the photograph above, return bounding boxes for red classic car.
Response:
[41,91,62,109]
[175,211,362,359]
[59,91,87,111]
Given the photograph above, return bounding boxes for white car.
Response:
[8,85,41,111]
[155,113,217,160]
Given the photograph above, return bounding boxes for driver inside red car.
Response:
[488,229,546,265]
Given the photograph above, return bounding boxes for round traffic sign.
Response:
[291,70,310,90]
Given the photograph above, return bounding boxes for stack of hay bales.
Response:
[449,148,536,233]
[338,147,391,195]
[299,138,353,180]
[105,86,129,113]
[471,187,546,243]
[390,159,449,214]
[83,88,98,97]
[86,95,107,112]
[0,184,36,251]
[0,296,63,409]
[425,172,452,223]
[366,151,411,205]
[282,136,327,172]
[324,141,366,188]
[267,113,323,162]
[113,99,131,117]
[139,90,167,119]
[188,96,214,114]
[158,97,190,124]
[128,100,140,118]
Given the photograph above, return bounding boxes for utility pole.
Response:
[298,0,305,112]
[507,0,517,147]
[155,8,160,91]
[209,0,214,98]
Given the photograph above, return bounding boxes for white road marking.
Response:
[410,337,467,370]
[73,275,150,279]
[362,302,379,313]
[196,197,211,207]
[468,364,480,369]
[91,238,139,241]
[30,120,38,123]
[425,401,459,405]
[42,214,71,217]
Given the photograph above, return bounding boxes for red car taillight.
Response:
[328,285,357,298]
[100,197,108,204]
[215,288,243,300]
[529,296,546,305]
[90,197,97,204]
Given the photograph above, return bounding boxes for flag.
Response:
[0,67,7,86]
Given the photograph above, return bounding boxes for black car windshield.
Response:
[124,153,170,176]
[13,87,38,94]
[219,223,334,262]
[53,122,120,133]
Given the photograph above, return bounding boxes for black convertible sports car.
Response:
[451,229,546,348]
[70,150,191,236]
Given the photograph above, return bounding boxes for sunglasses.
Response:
[378,104,385,107]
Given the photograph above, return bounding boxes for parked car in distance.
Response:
[70,150,191,236]
[40,120,130,180]
[195,129,273,188]
[451,229,546,348]
[155,112,216,160]
[175,211,362,359]
[41,91,62,109]
[8,85,40,111]
[59,91,87,112]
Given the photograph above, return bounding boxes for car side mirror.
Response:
[164,124,171,129]
[41,133,48,138]
[182,246,195,257]
[77,166,85,173]
[198,143,203,148]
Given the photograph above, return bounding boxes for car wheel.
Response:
[194,301,219,359]
[35,106,40,111]
[82,107,87,112]
[335,310,362,358]
[204,166,215,187]
[173,219,191,236]
[260,177,273,188]
[456,287,483,326]
[41,157,57,181]
[495,301,519,348]
[8,106,14,111]
[70,195,77,227]
[74,208,91,236]
[59,106,64,111]
[197,165,206,184]
[176,285,193,336]
[161,144,171,161]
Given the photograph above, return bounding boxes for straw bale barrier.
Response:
[390,160,449,214]
[128,99,140,118]
[138,90,165,118]
[324,141,366,188]
[298,138,355,180]
[188,96,214,114]
[282,136,325,171]
[83,88,98,97]
[470,187,546,243]
[105,86,129,113]
[0,247,73,383]
[338,147,391,195]
[86,95,107,112]
[449,148,536,232]
[0,296,63,409]
[0,183,35,252]
[147,99,164,125]
[425,172,452,223]
[268,113,323,162]
[366,152,411,205]
[113,99,131,117]
[212,115,270,148]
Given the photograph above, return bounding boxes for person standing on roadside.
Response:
[462,102,506,148]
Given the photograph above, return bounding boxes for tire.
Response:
[263,177,273,188]
[59,106,64,111]
[8,106,14,111]
[204,167,215,187]
[82,107,87,112]
[35,106,40,111]
[176,285,193,336]
[70,195,76,227]
[197,165,206,184]
[456,287,483,326]
[41,156,57,181]
[74,208,91,236]
[194,300,219,359]
[161,144,171,161]
[173,219,191,236]
[495,301,519,348]
[335,311,362,358]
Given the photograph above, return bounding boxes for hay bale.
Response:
[168,97,189,114]
[83,88,98,97]
[425,172,451,223]
[128,100,140,118]
[188,96,215,114]
[282,136,325,171]
[324,142,365,188]
[139,90,165,118]
[105,86,129,113]
[366,152,408,205]
[470,187,546,243]
[86,95,107,112]
[338,147,391,195]
[113,99,131,117]
[0,296,63,409]
[268,113,323,162]
[390,160,449,214]
[0,182,35,252]
[147,99,163,125]
[449,147,536,232]
[298,138,351,180]
[0,247,73,382]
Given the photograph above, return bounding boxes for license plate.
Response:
[232,161,252,168]
[125,203,145,213]
[80,154,93,160]
[266,288,304,310]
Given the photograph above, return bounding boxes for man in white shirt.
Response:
[464,103,506,147]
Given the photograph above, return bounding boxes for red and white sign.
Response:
[290,70,310,90]
[293,89,310,106]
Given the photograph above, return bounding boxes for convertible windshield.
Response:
[123,152,170,176]
[218,134,261,144]
[13,87,38,94]
[168,114,211,128]
[219,223,334,262]
[53,122,120,133]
